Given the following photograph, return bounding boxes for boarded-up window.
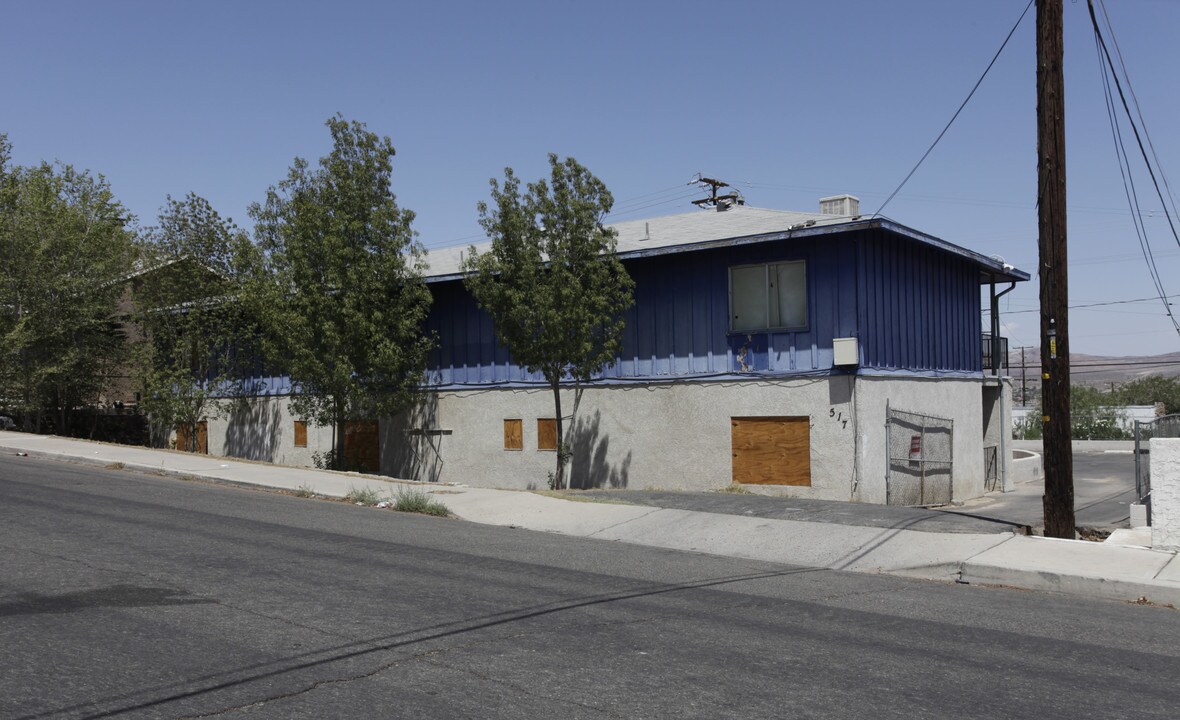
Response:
[504,419,523,450]
[730,261,807,331]
[176,421,209,454]
[343,420,379,473]
[294,421,308,448]
[731,416,811,486]
[537,418,558,451]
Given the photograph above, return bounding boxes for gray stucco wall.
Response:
[851,376,987,504]
[195,374,995,505]
[384,374,992,503]
[206,396,336,468]
[385,378,857,496]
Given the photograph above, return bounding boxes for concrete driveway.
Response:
[949,444,1137,530]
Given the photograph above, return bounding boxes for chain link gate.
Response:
[886,403,954,506]
[1134,413,1180,508]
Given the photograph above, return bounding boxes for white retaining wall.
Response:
[1151,438,1180,551]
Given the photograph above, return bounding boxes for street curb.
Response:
[959,561,1180,606]
[2,444,408,499]
[5,434,1178,608]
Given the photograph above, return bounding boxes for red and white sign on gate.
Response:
[909,434,922,461]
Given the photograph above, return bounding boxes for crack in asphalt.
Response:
[22,568,805,719]
[584,507,662,538]
[177,629,550,718]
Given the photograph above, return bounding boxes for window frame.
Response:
[728,260,808,333]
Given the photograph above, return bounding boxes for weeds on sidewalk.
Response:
[393,488,449,517]
[294,484,317,498]
[532,490,634,505]
[716,483,752,494]
[345,486,382,506]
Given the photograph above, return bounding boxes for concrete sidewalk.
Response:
[3,430,1180,607]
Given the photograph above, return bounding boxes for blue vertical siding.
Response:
[423,228,985,385]
[855,230,982,372]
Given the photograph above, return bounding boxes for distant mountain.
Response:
[1005,349,1180,389]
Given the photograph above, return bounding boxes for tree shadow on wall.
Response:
[224,398,281,462]
[383,391,444,483]
[568,409,631,489]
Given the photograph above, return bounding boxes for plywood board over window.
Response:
[293,421,308,448]
[537,418,558,451]
[731,416,811,486]
[504,419,523,450]
[176,421,208,454]
[344,420,379,473]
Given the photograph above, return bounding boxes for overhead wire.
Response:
[605,189,700,221]
[1094,19,1171,319]
[1088,0,1180,338]
[872,0,1034,218]
[1098,0,1180,229]
[984,293,1180,315]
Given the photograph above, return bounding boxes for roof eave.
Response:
[423,217,1031,284]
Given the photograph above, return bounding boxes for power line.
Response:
[610,185,698,213]
[984,293,1180,315]
[1067,359,1180,369]
[872,0,1033,218]
[1089,0,1180,253]
[1099,0,1180,223]
[1088,0,1180,338]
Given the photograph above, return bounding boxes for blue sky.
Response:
[4,0,1180,356]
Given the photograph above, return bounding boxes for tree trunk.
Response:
[21,351,32,432]
[552,379,564,490]
[335,416,347,471]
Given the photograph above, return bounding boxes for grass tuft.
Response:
[345,486,383,506]
[393,488,450,517]
[294,483,316,498]
[532,490,634,505]
[716,483,753,494]
[105,462,125,470]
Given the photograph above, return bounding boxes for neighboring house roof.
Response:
[423,204,1030,285]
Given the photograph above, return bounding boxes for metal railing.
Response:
[1134,414,1180,505]
[981,333,1008,373]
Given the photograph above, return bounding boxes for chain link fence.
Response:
[886,404,954,506]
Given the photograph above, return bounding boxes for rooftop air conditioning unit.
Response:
[819,194,860,217]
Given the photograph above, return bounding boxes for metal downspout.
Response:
[990,279,1017,490]
[990,279,1017,375]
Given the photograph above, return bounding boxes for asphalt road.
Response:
[4,456,1180,719]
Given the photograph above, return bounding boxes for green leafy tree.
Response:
[1015,384,1129,440]
[0,135,135,433]
[132,194,261,449]
[1113,375,1180,414]
[463,154,634,489]
[250,117,432,470]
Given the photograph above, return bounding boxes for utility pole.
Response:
[1037,0,1076,538]
[690,175,744,210]
[1020,346,1028,406]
